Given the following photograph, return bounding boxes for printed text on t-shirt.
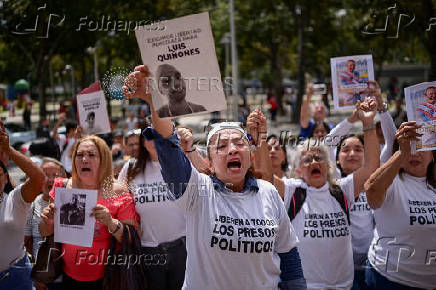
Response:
[303,211,349,238]
[210,215,276,254]
[408,200,436,226]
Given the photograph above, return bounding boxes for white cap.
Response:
[206,122,247,147]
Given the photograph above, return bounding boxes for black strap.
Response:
[288,185,350,225]
[288,187,307,221]
[63,178,68,188]
[330,185,351,225]
[60,137,69,156]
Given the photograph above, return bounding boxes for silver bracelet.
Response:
[363,124,376,132]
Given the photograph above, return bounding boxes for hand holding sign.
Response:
[123,65,153,105]
[395,121,422,155]
[357,97,377,126]
[91,204,113,227]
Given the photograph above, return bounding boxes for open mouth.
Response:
[227,161,241,169]
[227,158,242,173]
[409,160,420,167]
[311,168,321,177]
[81,167,91,172]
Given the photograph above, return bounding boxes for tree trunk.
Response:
[270,41,285,115]
[36,59,47,121]
[292,8,305,124]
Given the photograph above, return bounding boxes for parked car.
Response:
[20,126,65,156]
[4,122,36,150]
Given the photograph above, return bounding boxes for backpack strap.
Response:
[60,137,69,156]
[330,185,351,225]
[288,187,307,221]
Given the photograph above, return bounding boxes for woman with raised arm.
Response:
[0,120,45,290]
[117,121,187,290]
[364,121,436,289]
[123,65,306,290]
[274,98,380,289]
[335,134,375,289]
[266,135,289,179]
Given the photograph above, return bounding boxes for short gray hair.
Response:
[41,157,66,177]
[293,138,338,187]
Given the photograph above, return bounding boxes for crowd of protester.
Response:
[0,64,434,290]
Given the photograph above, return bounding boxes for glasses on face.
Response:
[301,154,326,166]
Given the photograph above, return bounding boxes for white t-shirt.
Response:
[368,173,436,288]
[349,191,374,269]
[118,160,186,247]
[126,117,138,131]
[24,194,49,257]
[0,185,31,272]
[173,166,298,290]
[58,135,76,173]
[283,176,355,290]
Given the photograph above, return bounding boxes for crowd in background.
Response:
[0,68,434,290]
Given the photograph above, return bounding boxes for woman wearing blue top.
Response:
[123,65,306,290]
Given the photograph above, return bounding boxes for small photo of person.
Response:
[155,64,207,118]
[84,111,102,134]
[415,86,436,146]
[85,111,96,130]
[340,60,360,86]
[60,194,86,226]
[416,86,436,123]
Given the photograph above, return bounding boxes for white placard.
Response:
[135,12,227,119]
[54,187,98,247]
[405,82,436,152]
[330,54,375,109]
[77,90,111,135]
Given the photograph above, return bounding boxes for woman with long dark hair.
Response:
[364,121,436,288]
[336,134,375,289]
[118,122,187,290]
[267,135,289,179]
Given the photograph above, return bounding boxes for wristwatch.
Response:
[108,220,121,234]
[377,102,388,113]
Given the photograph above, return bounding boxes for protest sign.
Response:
[77,90,111,135]
[135,12,227,118]
[54,187,98,247]
[331,55,374,109]
[405,82,436,151]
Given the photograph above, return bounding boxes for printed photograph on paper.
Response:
[135,12,227,119]
[77,90,111,135]
[405,81,436,151]
[60,193,86,226]
[330,54,374,109]
[54,187,98,247]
